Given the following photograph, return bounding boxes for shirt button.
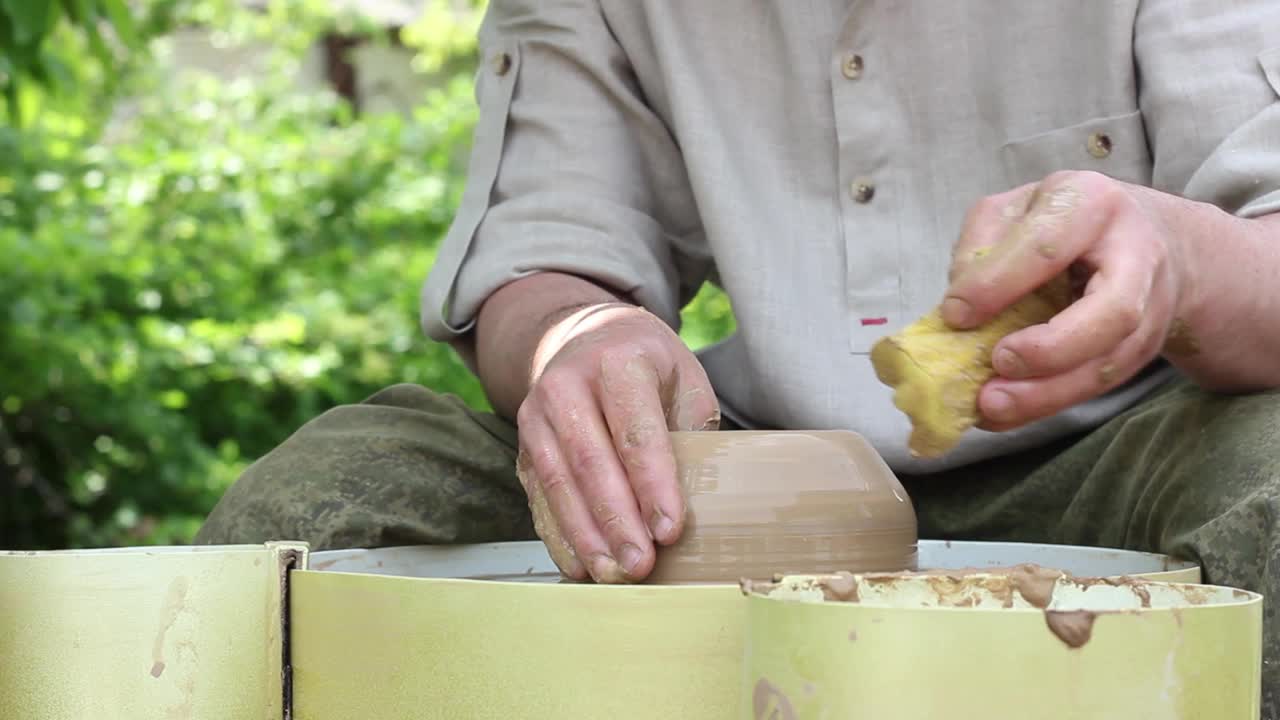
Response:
[841,52,864,80]
[851,179,876,203]
[1087,132,1112,158]
[493,52,513,76]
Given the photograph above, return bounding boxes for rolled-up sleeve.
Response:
[419,0,707,342]
[1135,0,1280,219]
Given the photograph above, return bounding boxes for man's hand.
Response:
[513,303,719,583]
[470,272,719,584]
[941,171,1195,431]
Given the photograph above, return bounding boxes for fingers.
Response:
[944,172,1115,329]
[516,444,585,580]
[949,182,1038,282]
[538,372,652,583]
[666,351,721,433]
[597,352,684,547]
[991,237,1154,379]
[976,297,1167,431]
[516,417,591,580]
[519,378,641,584]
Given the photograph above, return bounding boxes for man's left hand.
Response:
[941,171,1194,431]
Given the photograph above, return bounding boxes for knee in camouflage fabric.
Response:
[195,384,532,550]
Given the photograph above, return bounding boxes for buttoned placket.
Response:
[831,15,900,354]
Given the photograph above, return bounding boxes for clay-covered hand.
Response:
[514,303,719,583]
[941,170,1193,431]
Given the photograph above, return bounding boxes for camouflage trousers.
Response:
[196,377,1280,712]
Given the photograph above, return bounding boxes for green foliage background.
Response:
[0,0,736,549]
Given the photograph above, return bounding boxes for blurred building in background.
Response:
[168,0,436,116]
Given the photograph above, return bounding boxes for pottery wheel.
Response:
[307,539,1201,584]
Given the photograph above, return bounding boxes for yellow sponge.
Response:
[870,273,1072,458]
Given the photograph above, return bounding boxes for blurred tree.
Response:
[0,0,180,125]
[0,0,736,550]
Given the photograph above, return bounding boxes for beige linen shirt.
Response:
[421,1,1280,474]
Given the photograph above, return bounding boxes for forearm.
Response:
[470,272,630,420]
[1170,208,1280,392]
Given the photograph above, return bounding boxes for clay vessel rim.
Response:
[740,572,1263,608]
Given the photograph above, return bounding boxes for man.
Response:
[198,0,1280,709]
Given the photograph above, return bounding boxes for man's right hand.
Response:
[470,273,720,583]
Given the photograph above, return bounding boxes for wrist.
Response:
[1160,192,1217,321]
[528,301,637,380]
[475,273,630,418]
[1162,204,1280,390]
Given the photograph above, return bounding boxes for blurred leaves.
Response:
[1,0,736,550]
[402,0,486,74]
[0,0,167,125]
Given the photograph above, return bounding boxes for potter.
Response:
[197,2,1280,714]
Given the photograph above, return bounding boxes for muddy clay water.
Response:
[742,562,1251,649]
[740,570,1261,718]
[646,430,919,584]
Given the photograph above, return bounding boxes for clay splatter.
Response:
[1008,564,1063,609]
[1163,318,1201,357]
[822,573,859,602]
[924,574,988,607]
[1044,610,1097,649]
[1102,577,1151,608]
[1177,584,1215,605]
[753,678,797,720]
[1098,363,1117,386]
[151,576,189,680]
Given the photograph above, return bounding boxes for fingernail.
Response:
[588,553,623,583]
[618,543,644,575]
[941,297,973,327]
[650,509,676,543]
[984,390,1016,423]
[995,348,1027,378]
[670,389,705,431]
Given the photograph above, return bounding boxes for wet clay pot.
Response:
[647,430,918,584]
